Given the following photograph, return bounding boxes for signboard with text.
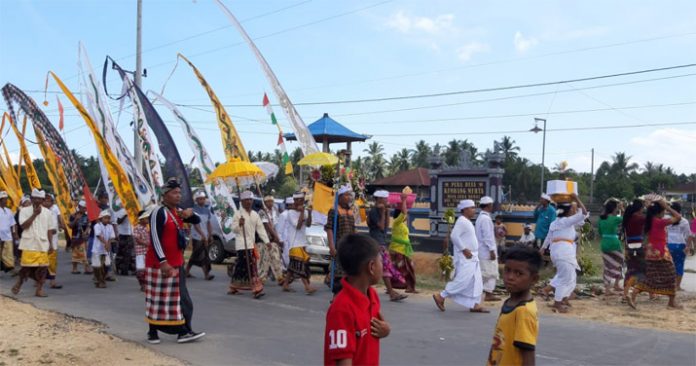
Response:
[439,179,488,211]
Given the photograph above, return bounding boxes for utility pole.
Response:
[590,148,595,204]
[133,0,143,173]
[531,118,547,195]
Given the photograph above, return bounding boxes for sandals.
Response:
[432,294,445,312]
[50,284,63,289]
[71,271,81,275]
[253,291,266,299]
[11,284,20,295]
[470,307,490,313]
[227,288,239,295]
[390,294,408,302]
[305,288,317,295]
[205,275,215,281]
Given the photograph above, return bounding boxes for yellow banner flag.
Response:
[312,182,335,215]
[177,53,250,162]
[49,71,142,224]
[0,114,21,192]
[8,114,41,190]
[0,176,18,211]
[35,128,73,237]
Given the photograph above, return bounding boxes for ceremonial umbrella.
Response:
[297,151,338,167]
[206,158,265,188]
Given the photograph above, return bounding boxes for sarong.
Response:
[70,242,87,264]
[228,249,263,293]
[667,243,687,276]
[635,258,677,296]
[47,250,58,280]
[187,239,211,272]
[441,259,483,308]
[550,258,577,302]
[326,259,345,294]
[90,252,112,268]
[287,247,311,280]
[602,250,624,286]
[1,240,15,272]
[258,242,284,282]
[380,246,405,286]
[21,250,49,267]
[480,259,500,293]
[390,252,416,291]
[145,267,185,326]
[115,235,134,275]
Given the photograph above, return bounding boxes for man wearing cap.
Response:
[93,210,116,288]
[282,192,317,294]
[368,189,407,302]
[475,196,500,302]
[146,177,205,344]
[0,191,18,274]
[229,190,270,298]
[257,194,285,286]
[43,194,63,290]
[534,194,556,249]
[13,196,32,269]
[325,184,357,294]
[186,191,214,281]
[114,198,135,276]
[433,199,488,313]
[517,224,536,248]
[69,201,90,274]
[11,189,57,297]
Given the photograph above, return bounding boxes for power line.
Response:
[373,121,696,137]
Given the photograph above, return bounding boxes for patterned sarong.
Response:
[390,252,416,291]
[288,247,311,280]
[602,251,624,286]
[145,267,185,326]
[635,258,677,296]
[228,249,263,293]
[380,246,405,285]
[71,242,87,264]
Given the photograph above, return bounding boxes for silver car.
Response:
[304,224,331,273]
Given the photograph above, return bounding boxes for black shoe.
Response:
[147,333,160,344]
[177,332,206,344]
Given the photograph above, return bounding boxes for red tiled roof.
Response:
[372,168,430,187]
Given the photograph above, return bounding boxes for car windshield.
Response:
[306,235,326,247]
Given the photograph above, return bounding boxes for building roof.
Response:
[664,182,696,194]
[371,168,430,187]
[284,113,370,143]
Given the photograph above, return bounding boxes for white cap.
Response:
[138,205,156,220]
[0,191,8,199]
[31,188,46,199]
[480,196,494,205]
[194,191,207,199]
[285,197,294,204]
[240,190,253,200]
[457,199,475,211]
[337,184,353,196]
[524,223,532,229]
[20,196,31,204]
[99,210,111,219]
[541,193,552,202]
[292,192,305,199]
[78,200,87,208]
[373,190,389,198]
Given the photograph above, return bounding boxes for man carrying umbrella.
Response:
[228,190,269,299]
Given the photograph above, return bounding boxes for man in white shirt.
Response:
[186,191,214,280]
[257,195,284,286]
[43,194,63,289]
[517,224,536,247]
[11,189,56,297]
[0,191,18,274]
[476,196,500,301]
[114,199,134,276]
[93,210,116,288]
[276,197,294,269]
[433,199,488,313]
[228,191,270,299]
[281,192,317,294]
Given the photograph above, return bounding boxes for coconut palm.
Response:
[610,152,639,178]
[410,140,432,168]
[363,142,387,181]
[389,148,411,175]
[500,135,520,160]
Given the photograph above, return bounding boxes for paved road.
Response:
[1,251,694,366]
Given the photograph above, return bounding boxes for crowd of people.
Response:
[2,183,695,365]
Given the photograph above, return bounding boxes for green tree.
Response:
[410,140,431,168]
[388,148,411,175]
[363,142,386,181]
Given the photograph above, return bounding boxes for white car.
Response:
[304,224,331,273]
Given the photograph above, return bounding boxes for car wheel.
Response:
[208,239,226,264]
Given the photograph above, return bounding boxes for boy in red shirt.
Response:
[324,234,391,366]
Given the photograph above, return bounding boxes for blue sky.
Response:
[1,0,695,175]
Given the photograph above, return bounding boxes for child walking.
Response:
[324,234,390,366]
[133,209,151,292]
[92,210,115,288]
[487,247,541,366]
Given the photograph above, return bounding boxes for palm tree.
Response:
[500,135,520,160]
[410,140,431,168]
[364,142,387,181]
[610,152,639,178]
[444,139,463,166]
[389,148,411,175]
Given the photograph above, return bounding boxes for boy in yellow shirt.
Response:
[487,247,541,366]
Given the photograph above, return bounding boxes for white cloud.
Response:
[385,11,456,34]
[457,42,490,62]
[630,128,696,174]
[514,31,539,53]
[8,152,39,164]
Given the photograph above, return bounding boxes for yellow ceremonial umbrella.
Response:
[297,152,338,167]
[206,158,265,187]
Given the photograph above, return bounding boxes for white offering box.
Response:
[546,180,578,200]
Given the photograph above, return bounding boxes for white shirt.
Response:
[231,209,270,251]
[115,208,132,236]
[276,210,289,243]
[284,209,311,249]
[18,206,57,252]
[191,204,212,240]
[543,211,586,262]
[93,222,115,256]
[49,205,60,250]
[667,217,691,244]
[475,211,496,260]
[518,232,536,246]
[0,206,15,241]
[451,216,479,261]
